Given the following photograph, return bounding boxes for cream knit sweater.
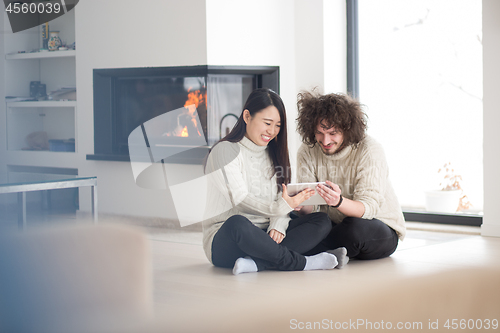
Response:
[297,135,406,240]
[202,136,293,263]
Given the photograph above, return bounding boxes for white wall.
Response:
[295,0,324,94]
[323,0,347,94]
[293,0,347,174]
[481,0,500,237]
[75,0,208,219]
[293,0,323,175]
[294,0,347,95]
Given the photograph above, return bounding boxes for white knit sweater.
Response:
[297,135,406,240]
[202,136,293,263]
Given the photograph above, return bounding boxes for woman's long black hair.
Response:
[207,88,291,186]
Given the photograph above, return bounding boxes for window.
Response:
[356,0,483,216]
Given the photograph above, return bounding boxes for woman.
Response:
[202,88,343,274]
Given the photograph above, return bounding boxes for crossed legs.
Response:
[305,217,399,260]
[211,213,339,273]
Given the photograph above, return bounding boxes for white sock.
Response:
[233,257,258,275]
[327,247,349,269]
[304,252,338,271]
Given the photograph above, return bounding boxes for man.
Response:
[295,91,406,260]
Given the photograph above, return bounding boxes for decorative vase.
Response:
[48,31,61,51]
[424,190,461,213]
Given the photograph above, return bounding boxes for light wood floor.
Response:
[3,210,499,332]
[144,224,500,332]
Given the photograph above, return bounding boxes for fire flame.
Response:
[182,87,206,137]
[180,126,189,137]
[184,89,204,115]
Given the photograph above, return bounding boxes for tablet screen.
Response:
[286,182,328,205]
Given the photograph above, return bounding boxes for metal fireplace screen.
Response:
[89,66,279,163]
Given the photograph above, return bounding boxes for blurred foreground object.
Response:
[0,224,153,333]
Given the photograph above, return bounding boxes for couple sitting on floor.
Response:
[202,88,406,275]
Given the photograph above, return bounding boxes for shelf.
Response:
[3,9,77,168]
[7,149,78,158]
[5,50,76,60]
[5,150,79,169]
[7,101,77,108]
[9,149,75,154]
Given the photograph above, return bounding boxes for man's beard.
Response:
[319,141,345,155]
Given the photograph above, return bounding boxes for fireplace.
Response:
[87,66,279,164]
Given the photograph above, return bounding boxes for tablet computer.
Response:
[286,182,329,206]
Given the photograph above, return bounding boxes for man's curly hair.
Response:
[296,90,368,149]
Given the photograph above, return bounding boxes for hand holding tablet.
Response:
[286,182,332,205]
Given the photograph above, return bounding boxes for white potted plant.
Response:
[424,163,472,213]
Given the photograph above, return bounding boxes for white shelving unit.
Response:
[3,10,77,163]
[1,10,79,214]
[5,49,76,60]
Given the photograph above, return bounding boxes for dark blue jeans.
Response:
[304,217,399,260]
[211,212,332,271]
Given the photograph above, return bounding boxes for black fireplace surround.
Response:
[86,65,279,164]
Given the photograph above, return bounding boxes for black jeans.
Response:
[305,217,399,260]
[211,212,332,271]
